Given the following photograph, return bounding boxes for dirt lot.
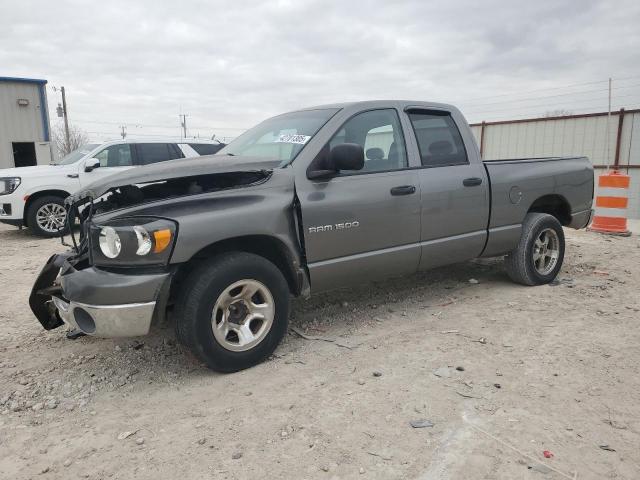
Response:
[1,223,639,480]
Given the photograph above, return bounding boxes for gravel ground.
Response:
[1,222,639,480]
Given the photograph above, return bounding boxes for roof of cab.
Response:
[293,99,459,113]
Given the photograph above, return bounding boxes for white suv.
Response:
[0,138,224,237]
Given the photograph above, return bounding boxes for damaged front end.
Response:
[28,198,172,337]
[29,252,78,331]
[28,195,95,332]
[28,159,276,338]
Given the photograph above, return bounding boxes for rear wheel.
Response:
[175,252,290,372]
[27,196,69,237]
[504,213,565,286]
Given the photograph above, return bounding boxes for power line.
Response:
[450,74,640,104]
[465,102,640,123]
[73,118,247,131]
[460,82,640,108]
[463,93,640,115]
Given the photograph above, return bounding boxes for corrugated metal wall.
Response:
[472,110,640,219]
[0,81,49,168]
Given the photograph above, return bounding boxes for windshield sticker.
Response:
[275,134,311,145]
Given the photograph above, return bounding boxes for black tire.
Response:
[175,252,290,372]
[504,213,565,286]
[26,195,69,238]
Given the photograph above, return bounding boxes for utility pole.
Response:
[54,86,71,152]
[120,125,127,139]
[180,114,188,139]
[61,86,70,152]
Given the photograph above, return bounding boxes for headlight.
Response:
[0,177,21,195]
[90,217,177,266]
[133,226,152,255]
[99,226,122,258]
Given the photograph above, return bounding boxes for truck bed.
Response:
[481,156,594,257]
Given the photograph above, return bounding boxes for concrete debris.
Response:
[117,431,136,440]
[409,419,434,428]
[528,463,552,474]
[433,367,451,378]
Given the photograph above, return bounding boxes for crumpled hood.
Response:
[66,154,281,204]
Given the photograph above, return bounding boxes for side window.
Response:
[94,144,133,168]
[137,143,181,165]
[189,143,224,155]
[407,111,468,167]
[329,109,408,173]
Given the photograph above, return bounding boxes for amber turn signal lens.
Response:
[153,229,172,253]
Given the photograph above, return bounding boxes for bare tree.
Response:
[544,109,573,118]
[52,123,91,158]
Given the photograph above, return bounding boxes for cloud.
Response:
[1,0,639,140]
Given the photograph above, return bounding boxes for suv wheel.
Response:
[175,252,290,372]
[27,196,69,238]
[504,212,565,286]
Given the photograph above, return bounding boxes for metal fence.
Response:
[470,109,640,218]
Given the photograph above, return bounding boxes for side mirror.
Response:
[330,143,364,171]
[307,143,364,180]
[84,158,101,172]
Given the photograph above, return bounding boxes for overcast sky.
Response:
[2,0,640,141]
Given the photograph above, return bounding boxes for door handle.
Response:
[463,177,482,187]
[67,174,79,179]
[390,185,416,196]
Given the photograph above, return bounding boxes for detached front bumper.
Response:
[29,254,172,338]
[51,297,157,337]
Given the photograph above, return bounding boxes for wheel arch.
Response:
[23,189,71,223]
[172,235,304,298]
[526,194,571,226]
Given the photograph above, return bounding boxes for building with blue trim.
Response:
[0,77,52,169]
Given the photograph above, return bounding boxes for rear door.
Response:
[404,108,489,269]
[297,108,421,292]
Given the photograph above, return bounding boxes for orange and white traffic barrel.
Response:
[589,170,631,236]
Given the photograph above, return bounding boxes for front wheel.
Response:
[175,252,290,372]
[27,195,69,238]
[504,213,565,286]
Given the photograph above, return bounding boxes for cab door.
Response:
[296,108,422,292]
[403,108,489,269]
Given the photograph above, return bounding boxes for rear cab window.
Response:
[407,110,468,167]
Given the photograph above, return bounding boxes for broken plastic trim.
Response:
[60,197,93,255]
[70,170,274,220]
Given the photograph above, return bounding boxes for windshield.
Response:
[218,108,339,164]
[55,144,99,165]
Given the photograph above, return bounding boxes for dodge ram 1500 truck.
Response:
[29,101,594,372]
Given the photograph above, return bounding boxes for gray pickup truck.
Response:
[29,101,594,372]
